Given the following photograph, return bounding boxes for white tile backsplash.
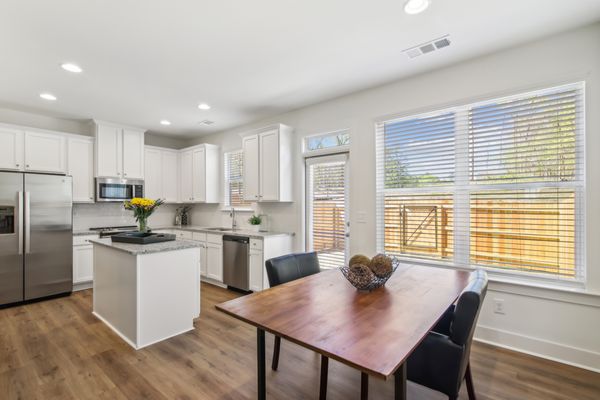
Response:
[73,203,178,230]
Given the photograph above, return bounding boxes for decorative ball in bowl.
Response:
[340,254,399,291]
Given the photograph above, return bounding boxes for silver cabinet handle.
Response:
[24,191,30,254]
[26,164,30,168]
[16,164,19,167]
[17,191,23,255]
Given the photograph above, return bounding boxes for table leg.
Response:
[257,328,266,400]
[394,363,407,400]
[360,372,369,400]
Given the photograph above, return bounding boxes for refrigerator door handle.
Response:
[24,191,30,254]
[18,191,24,255]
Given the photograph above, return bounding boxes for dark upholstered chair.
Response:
[265,252,321,371]
[265,252,328,397]
[407,269,488,400]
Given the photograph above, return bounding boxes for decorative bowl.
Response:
[340,257,400,291]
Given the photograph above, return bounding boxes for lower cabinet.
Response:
[206,241,223,282]
[73,234,98,288]
[249,248,263,292]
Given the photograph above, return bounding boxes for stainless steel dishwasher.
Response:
[222,235,250,291]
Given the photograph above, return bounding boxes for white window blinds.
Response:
[376,82,585,283]
[224,150,251,208]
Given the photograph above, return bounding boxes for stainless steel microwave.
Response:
[95,178,144,202]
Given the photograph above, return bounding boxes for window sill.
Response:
[392,256,600,306]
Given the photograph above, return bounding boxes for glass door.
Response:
[306,153,349,269]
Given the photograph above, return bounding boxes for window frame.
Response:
[223,149,253,211]
[375,82,586,288]
[303,129,350,157]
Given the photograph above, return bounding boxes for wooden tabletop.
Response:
[216,264,470,379]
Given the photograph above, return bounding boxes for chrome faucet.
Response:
[230,207,237,231]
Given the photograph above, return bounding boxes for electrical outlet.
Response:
[356,212,367,224]
[493,299,505,315]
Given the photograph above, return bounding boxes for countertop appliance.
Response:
[0,172,73,306]
[222,235,249,291]
[89,225,138,238]
[95,178,144,202]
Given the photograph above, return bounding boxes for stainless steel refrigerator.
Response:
[0,172,72,306]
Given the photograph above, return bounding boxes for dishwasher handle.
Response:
[223,235,249,244]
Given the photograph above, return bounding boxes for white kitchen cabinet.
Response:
[242,135,259,201]
[206,242,223,282]
[162,150,179,203]
[0,127,24,171]
[249,248,263,292]
[73,234,98,289]
[24,131,66,173]
[180,150,193,202]
[180,144,220,203]
[192,232,208,277]
[122,129,145,179]
[242,124,293,202]
[144,147,162,199]
[94,121,145,179]
[68,136,95,202]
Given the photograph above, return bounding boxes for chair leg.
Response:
[465,363,476,400]
[319,355,329,400]
[271,336,281,371]
[360,372,369,400]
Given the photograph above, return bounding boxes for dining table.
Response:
[216,263,471,399]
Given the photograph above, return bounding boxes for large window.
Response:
[376,82,585,283]
[224,150,252,208]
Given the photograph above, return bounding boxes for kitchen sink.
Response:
[205,227,232,232]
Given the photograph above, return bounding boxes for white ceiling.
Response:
[1,0,599,138]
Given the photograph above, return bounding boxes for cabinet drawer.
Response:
[175,230,193,240]
[250,238,263,250]
[73,234,99,246]
[206,233,222,244]
[192,232,207,242]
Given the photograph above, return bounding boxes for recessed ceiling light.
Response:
[198,103,211,110]
[404,0,430,15]
[61,63,83,73]
[39,93,57,101]
[160,120,171,126]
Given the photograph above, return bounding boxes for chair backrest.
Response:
[265,252,321,287]
[450,269,488,346]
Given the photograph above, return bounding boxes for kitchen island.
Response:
[91,238,201,349]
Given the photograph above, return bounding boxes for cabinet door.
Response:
[162,151,179,203]
[249,249,263,292]
[206,243,223,282]
[122,129,144,179]
[144,148,162,200]
[73,245,94,283]
[180,150,193,202]
[24,131,66,173]
[68,137,94,202]
[259,130,279,201]
[96,124,121,177]
[242,135,259,201]
[0,128,24,171]
[192,147,206,202]
[199,242,207,277]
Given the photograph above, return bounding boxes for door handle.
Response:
[24,191,31,254]
[18,191,23,255]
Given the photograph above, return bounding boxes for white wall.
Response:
[186,23,600,371]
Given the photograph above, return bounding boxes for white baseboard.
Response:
[73,281,93,292]
[475,325,600,373]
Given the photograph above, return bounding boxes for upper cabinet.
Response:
[180,144,219,203]
[242,124,292,202]
[68,136,95,203]
[0,127,24,171]
[0,126,66,174]
[94,121,145,179]
[144,146,179,203]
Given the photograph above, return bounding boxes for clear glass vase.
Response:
[138,217,148,233]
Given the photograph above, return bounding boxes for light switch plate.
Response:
[356,212,367,224]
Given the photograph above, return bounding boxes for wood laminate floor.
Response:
[1,283,598,400]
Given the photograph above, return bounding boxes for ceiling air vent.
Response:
[199,120,214,126]
[403,35,451,59]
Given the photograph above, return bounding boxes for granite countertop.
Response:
[151,225,295,239]
[89,238,201,256]
[73,230,100,236]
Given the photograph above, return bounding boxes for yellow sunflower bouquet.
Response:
[124,197,164,233]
